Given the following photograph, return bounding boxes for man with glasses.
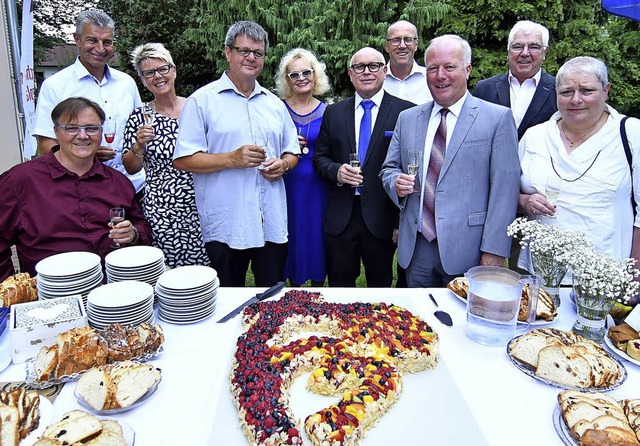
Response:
[381,35,519,287]
[472,21,556,273]
[0,97,151,281]
[383,20,432,105]
[174,21,300,287]
[33,10,145,198]
[314,47,414,287]
[472,21,556,141]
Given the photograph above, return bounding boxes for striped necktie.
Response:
[421,108,449,241]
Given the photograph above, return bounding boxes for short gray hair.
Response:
[425,35,472,67]
[556,56,609,89]
[508,20,550,48]
[275,48,331,99]
[130,43,175,73]
[224,21,269,52]
[75,10,114,36]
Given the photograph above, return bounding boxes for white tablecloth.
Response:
[1,287,638,445]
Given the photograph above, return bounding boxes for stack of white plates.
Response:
[35,252,103,306]
[86,281,155,329]
[155,265,218,324]
[105,246,166,291]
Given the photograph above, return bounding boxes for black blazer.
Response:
[472,70,557,140]
[313,92,415,239]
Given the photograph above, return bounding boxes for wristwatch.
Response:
[282,159,290,175]
[131,226,140,244]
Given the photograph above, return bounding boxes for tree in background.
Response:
[96,0,215,99]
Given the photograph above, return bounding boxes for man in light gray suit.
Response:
[380,35,520,287]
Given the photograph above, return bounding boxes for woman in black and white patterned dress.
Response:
[122,43,209,268]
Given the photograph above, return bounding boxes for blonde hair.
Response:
[130,43,175,74]
[275,48,330,99]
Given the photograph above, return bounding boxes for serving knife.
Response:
[216,281,286,323]
[429,293,453,326]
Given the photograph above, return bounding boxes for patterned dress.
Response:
[122,107,209,268]
[283,101,328,284]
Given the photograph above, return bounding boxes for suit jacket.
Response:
[472,70,557,140]
[313,92,415,239]
[380,94,520,274]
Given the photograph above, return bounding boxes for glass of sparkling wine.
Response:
[109,207,125,248]
[104,121,116,148]
[255,131,269,170]
[545,175,562,218]
[407,149,421,192]
[349,153,362,187]
[142,103,156,140]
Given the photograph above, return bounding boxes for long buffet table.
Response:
[1,287,639,446]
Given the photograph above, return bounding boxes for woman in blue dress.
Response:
[276,49,331,286]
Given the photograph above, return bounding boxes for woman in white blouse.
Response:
[518,56,640,267]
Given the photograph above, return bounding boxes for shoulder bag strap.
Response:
[621,116,636,216]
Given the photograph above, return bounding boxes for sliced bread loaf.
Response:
[76,367,113,410]
[536,347,593,388]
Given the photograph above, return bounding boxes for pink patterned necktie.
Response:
[421,108,449,242]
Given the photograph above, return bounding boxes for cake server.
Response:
[217,281,286,323]
[429,293,453,326]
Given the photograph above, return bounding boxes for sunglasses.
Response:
[287,69,314,81]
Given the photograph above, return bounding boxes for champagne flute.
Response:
[349,153,362,187]
[104,121,116,148]
[109,207,125,248]
[545,174,562,218]
[142,103,156,141]
[407,149,421,192]
[255,131,269,170]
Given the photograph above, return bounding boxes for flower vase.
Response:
[571,280,617,343]
[531,251,568,309]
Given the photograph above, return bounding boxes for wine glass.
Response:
[104,121,116,148]
[545,174,562,218]
[142,103,156,140]
[407,149,421,192]
[109,207,125,248]
[349,153,362,187]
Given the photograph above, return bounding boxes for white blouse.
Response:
[518,105,640,271]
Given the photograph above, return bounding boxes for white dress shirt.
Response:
[508,69,541,128]
[383,61,432,105]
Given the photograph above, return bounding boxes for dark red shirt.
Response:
[0,149,152,280]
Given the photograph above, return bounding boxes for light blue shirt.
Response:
[33,58,145,192]
[174,72,300,249]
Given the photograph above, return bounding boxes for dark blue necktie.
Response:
[358,100,374,165]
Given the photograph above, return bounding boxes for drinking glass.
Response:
[407,149,421,192]
[545,174,562,218]
[349,153,362,187]
[255,131,269,170]
[104,122,116,148]
[109,207,125,248]
[142,103,156,140]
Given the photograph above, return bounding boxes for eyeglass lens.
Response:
[141,64,172,78]
[58,124,102,135]
[387,37,417,46]
[351,63,384,74]
[288,70,314,81]
[510,43,544,53]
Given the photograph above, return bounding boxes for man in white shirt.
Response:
[472,20,557,141]
[32,10,144,195]
[383,20,432,105]
[173,21,300,287]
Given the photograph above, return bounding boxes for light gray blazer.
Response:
[380,93,520,274]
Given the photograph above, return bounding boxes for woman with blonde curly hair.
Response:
[275,48,330,286]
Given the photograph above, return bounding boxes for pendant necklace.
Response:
[558,115,602,148]
[297,122,310,155]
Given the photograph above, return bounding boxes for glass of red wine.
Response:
[104,121,116,148]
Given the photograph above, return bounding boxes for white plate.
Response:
[105,245,164,269]
[157,265,217,290]
[75,375,161,415]
[604,314,640,367]
[88,281,154,308]
[36,251,101,277]
[506,334,627,392]
[20,395,53,446]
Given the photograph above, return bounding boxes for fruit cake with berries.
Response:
[230,290,439,446]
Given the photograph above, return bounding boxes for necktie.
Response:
[421,108,449,242]
[358,100,374,165]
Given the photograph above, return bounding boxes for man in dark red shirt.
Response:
[0,97,152,280]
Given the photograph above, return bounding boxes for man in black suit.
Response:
[472,20,557,141]
[314,47,414,287]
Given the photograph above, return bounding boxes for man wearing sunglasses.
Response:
[33,10,145,198]
[0,97,151,281]
[383,20,432,106]
[174,21,300,288]
[313,47,414,287]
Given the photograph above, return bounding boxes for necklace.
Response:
[152,99,176,118]
[296,122,311,155]
[558,115,603,148]
[550,150,603,182]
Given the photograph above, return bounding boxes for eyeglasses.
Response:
[287,69,314,81]
[509,43,545,54]
[386,37,418,46]
[140,64,173,79]
[56,124,103,136]
[232,46,266,59]
[350,63,385,74]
